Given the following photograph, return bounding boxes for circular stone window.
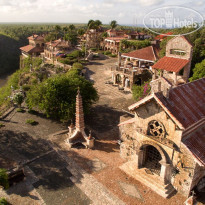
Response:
[148,120,165,138]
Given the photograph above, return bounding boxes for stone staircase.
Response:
[120,161,176,198]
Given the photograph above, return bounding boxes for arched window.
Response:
[147,120,165,138]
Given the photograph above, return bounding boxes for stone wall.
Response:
[166,36,192,60]
[119,99,199,197]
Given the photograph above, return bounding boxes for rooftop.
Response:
[28,34,44,41]
[152,56,190,72]
[122,45,159,61]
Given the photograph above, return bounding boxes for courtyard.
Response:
[0,57,200,205]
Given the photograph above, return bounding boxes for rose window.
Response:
[148,120,165,138]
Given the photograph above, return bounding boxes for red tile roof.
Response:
[155,32,173,40]
[20,45,35,53]
[152,56,189,72]
[129,78,205,129]
[122,46,158,61]
[183,122,205,166]
[46,39,69,48]
[20,45,43,54]
[28,34,44,41]
[155,78,205,129]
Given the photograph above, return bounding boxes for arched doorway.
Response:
[143,145,162,175]
[116,74,121,84]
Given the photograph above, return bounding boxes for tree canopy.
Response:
[189,59,205,82]
[26,68,98,121]
[110,20,118,29]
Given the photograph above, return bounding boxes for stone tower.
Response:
[66,89,94,149]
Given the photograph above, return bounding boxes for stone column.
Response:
[160,160,171,184]
[173,72,178,86]
[118,52,121,67]
[113,74,116,84]
[122,75,125,87]
[134,150,144,169]
[152,69,157,80]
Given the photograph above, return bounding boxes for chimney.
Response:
[75,89,85,131]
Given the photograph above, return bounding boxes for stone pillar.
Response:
[122,75,125,87]
[160,160,171,184]
[174,72,178,86]
[139,60,141,68]
[134,150,144,169]
[118,52,121,67]
[152,69,157,80]
[113,74,116,84]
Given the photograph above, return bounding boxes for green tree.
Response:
[69,24,76,31]
[189,59,205,81]
[54,25,61,40]
[26,71,98,121]
[0,169,9,189]
[78,28,85,36]
[62,26,68,40]
[110,20,118,29]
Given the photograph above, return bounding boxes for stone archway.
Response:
[135,141,171,183]
[143,145,162,175]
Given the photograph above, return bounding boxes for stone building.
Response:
[152,35,193,86]
[111,45,159,90]
[20,34,45,58]
[66,89,94,149]
[101,36,127,54]
[43,39,71,62]
[119,77,205,198]
[83,28,104,49]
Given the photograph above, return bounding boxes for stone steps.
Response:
[120,161,175,198]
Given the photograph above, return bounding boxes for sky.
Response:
[0,0,204,25]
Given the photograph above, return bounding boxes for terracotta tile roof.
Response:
[128,78,205,129]
[20,45,43,54]
[183,122,205,166]
[122,46,158,61]
[155,78,205,129]
[155,32,173,40]
[20,45,35,53]
[152,56,189,72]
[46,39,69,48]
[28,34,44,41]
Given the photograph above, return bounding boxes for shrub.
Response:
[132,81,151,101]
[104,51,111,55]
[0,169,9,189]
[0,198,8,205]
[26,119,38,125]
[72,63,83,70]
[13,93,24,107]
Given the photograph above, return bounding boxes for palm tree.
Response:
[69,24,76,31]
[95,20,102,29]
[110,20,118,30]
[63,26,68,40]
[54,25,61,40]
[87,19,95,28]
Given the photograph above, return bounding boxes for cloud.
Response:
[139,0,164,6]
